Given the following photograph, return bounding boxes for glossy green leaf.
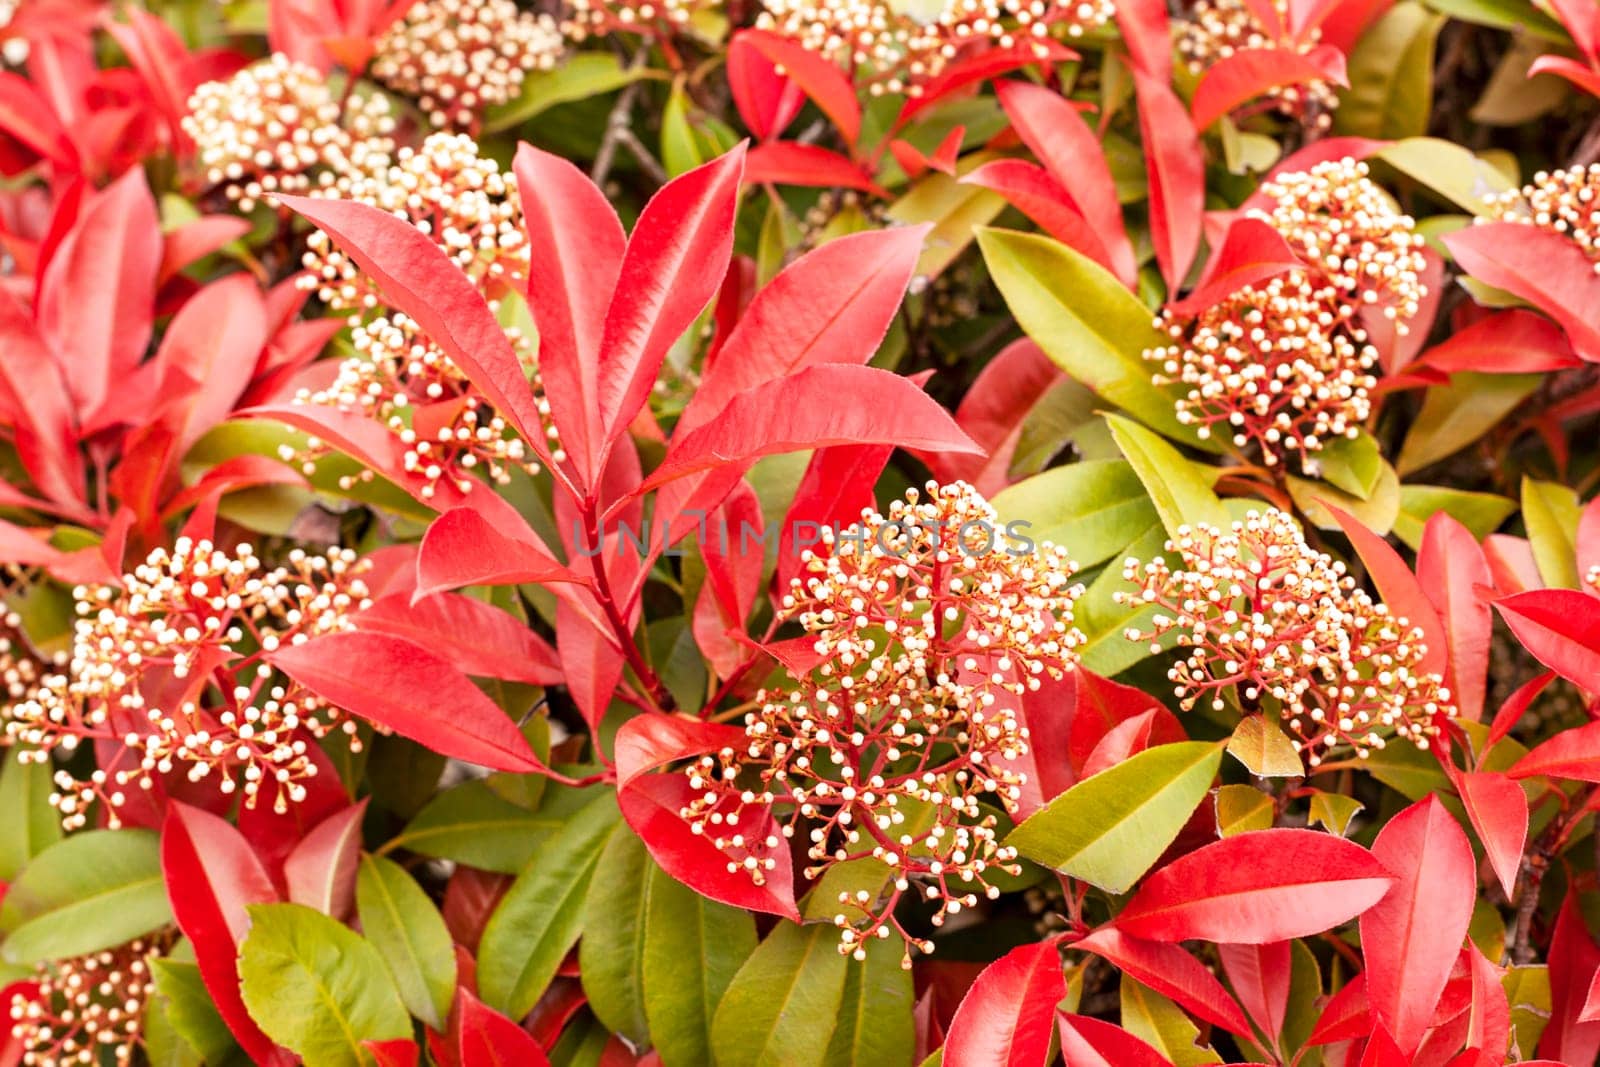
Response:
[1522,477,1581,589]
[355,854,457,1031]
[1334,2,1445,139]
[1121,975,1222,1065]
[711,921,850,1067]
[151,957,242,1066]
[1395,373,1541,477]
[477,792,621,1020]
[1074,522,1173,676]
[990,459,1158,570]
[1393,486,1515,550]
[1378,138,1515,215]
[978,229,1210,447]
[1227,715,1304,778]
[0,829,171,964]
[822,935,915,1067]
[383,779,575,873]
[581,827,653,1047]
[238,903,409,1066]
[643,861,758,1067]
[0,747,61,881]
[485,53,654,132]
[1312,431,1384,500]
[1216,784,1276,837]
[1419,0,1565,39]
[1107,415,1228,535]
[1289,459,1400,536]
[888,160,1006,278]
[1006,741,1225,893]
[1308,791,1365,837]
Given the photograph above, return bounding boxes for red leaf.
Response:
[413,505,585,601]
[1418,309,1583,375]
[919,338,1062,497]
[744,142,887,196]
[149,273,268,457]
[513,144,625,480]
[1069,671,1187,776]
[961,160,1128,283]
[1453,771,1526,899]
[1113,830,1392,943]
[1359,796,1476,1055]
[1511,718,1600,781]
[1417,513,1493,723]
[1579,496,1600,588]
[1219,942,1292,1052]
[726,34,804,140]
[1486,671,1553,752]
[274,194,550,461]
[1539,894,1600,1064]
[365,1038,421,1067]
[161,802,288,1066]
[596,147,745,461]
[158,214,251,285]
[897,40,1076,126]
[557,595,625,737]
[1443,221,1600,362]
[0,70,76,167]
[678,225,927,438]
[102,7,193,145]
[1191,45,1349,130]
[0,287,84,508]
[1308,974,1370,1045]
[1077,928,1254,1035]
[268,631,542,772]
[1326,505,1448,679]
[356,592,561,686]
[638,365,980,495]
[942,940,1067,1067]
[1134,70,1205,293]
[772,443,893,593]
[1056,1014,1176,1067]
[1494,588,1600,692]
[283,800,367,920]
[736,30,861,147]
[458,987,550,1067]
[994,80,1136,286]
[1466,944,1511,1055]
[37,167,160,426]
[1361,1025,1411,1067]
[1114,0,1173,80]
[1168,217,1302,317]
[1080,708,1157,778]
[613,714,800,920]
[1530,54,1600,99]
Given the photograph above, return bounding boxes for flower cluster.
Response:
[3,540,373,828]
[1117,509,1454,768]
[562,0,720,42]
[1149,271,1378,469]
[371,0,563,130]
[5,931,172,1067]
[755,0,1113,96]
[1177,0,1338,125]
[680,482,1083,961]
[182,54,395,212]
[288,311,555,498]
[1487,163,1600,269]
[1252,159,1429,329]
[299,132,528,316]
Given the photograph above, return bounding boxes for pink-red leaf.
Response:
[1530,54,1600,99]
[364,1038,421,1067]
[1540,894,1600,1064]
[1444,221,1600,362]
[1191,45,1349,130]
[1168,217,1302,317]
[355,592,561,685]
[1219,942,1292,1053]
[1494,588,1600,692]
[1114,0,1172,80]
[743,142,886,196]
[268,631,542,772]
[735,30,861,147]
[1359,795,1476,1055]
[1057,1014,1176,1067]
[1327,505,1448,678]
[961,160,1127,283]
[1077,928,1254,1035]
[283,800,366,920]
[726,34,804,140]
[413,505,584,601]
[1418,309,1583,375]
[1134,70,1205,293]
[458,987,551,1067]
[1510,718,1600,782]
[920,338,1063,496]
[1417,513,1493,722]
[1113,830,1392,943]
[1454,771,1527,899]
[942,940,1067,1067]
[897,41,1076,126]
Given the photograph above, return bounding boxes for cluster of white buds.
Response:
[0,607,62,705]
[1150,271,1378,470]
[1117,509,1454,769]
[562,0,719,42]
[1588,563,1600,594]
[681,482,1083,962]
[182,54,395,212]
[287,311,556,499]
[1253,160,1429,330]
[299,132,528,318]
[1177,0,1338,125]
[2,540,373,828]
[371,0,563,129]
[1487,164,1600,271]
[6,931,172,1066]
[756,0,1113,95]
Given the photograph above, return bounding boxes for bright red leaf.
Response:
[942,939,1067,1067]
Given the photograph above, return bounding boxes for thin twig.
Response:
[591,50,652,186]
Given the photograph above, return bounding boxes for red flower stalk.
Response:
[682,482,1083,961]
[5,930,174,1067]
[371,0,564,130]
[1118,508,1454,768]
[3,540,373,828]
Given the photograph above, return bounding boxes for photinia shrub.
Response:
[0,1,1599,1065]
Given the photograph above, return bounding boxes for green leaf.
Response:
[1419,0,1566,39]
[822,935,915,1067]
[151,957,242,1065]
[1010,378,1098,477]
[1334,2,1445,139]
[1227,715,1304,778]
[238,903,409,1067]
[0,748,61,881]
[643,863,756,1067]
[0,829,171,964]
[990,460,1158,570]
[978,229,1211,448]
[580,827,653,1048]
[1074,522,1173,677]
[355,854,457,1031]
[1006,741,1225,894]
[1120,975,1222,1065]
[1308,791,1365,837]
[1107,415,1228,535]
[1216,784,1276,837]
[145,989,207,1067]
[384,779,572,873]
[485,53,654,132]
[1378,138,1515,215]
[888,160,1006,279]
[1396,375,1541,479]
[1312,431,1384,499]
[1289,459,1401,536]
[711,921,850,1067]
[1362,740,1451,799]
[1522,477,1581,589]
[1393,486,1515,550]
[477,792,621,1020]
